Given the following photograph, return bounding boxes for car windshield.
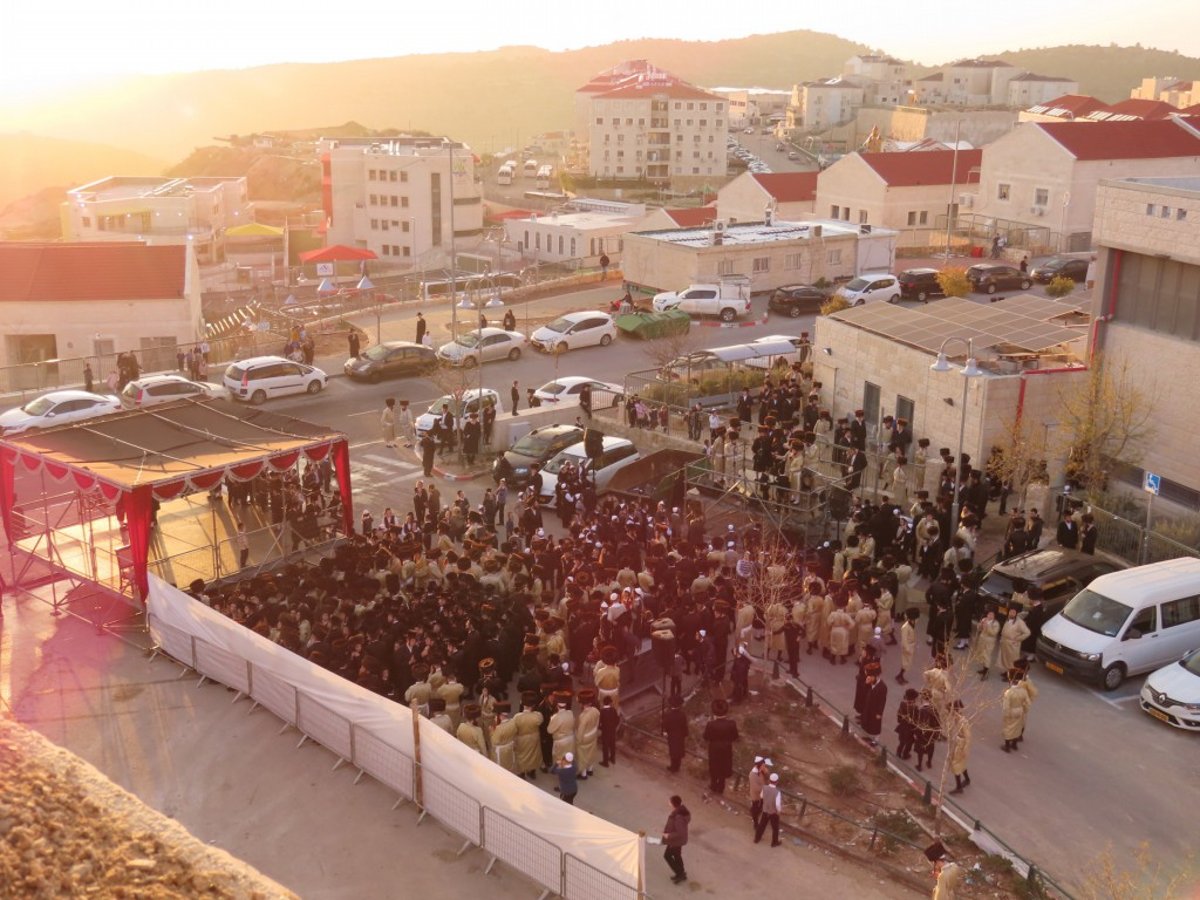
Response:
[362,345,389,361]
[1183,651,1200,677]
[980,570,1014,599]
[456,334,481,349]
[542,317,572,334]
[1059,589,1131,637]
[542,450,582,474]
[428,396,458,415]
[844,277,869,291]
[21,397,56,416]
[539,382,568,396]
[1042,257,1070,268]
[225,364,246,381]
[511,432,560,457]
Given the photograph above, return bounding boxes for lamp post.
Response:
[930,337,982,532]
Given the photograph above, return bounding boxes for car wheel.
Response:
[307,380,322,395]
[853,298,865,307]
[987,283,997,295]
[917,291,928,302]
[719,307,737,323]
[463,356,478,368]
[1102,663,1125,692]
[250,390,267,405]
[788,305,802,318]
[367,372,381,384]
[599,333,613,346]
[507,347,521,361]
[554,342,568,354]
[1020,279,1032,290]
[888,294,900,304]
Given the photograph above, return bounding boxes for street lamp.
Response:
[930,337,982,533]
[357,274,379,343]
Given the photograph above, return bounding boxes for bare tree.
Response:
[988,413,1050,512]
[1056,353,1155,496]
[1078,841,1192,900]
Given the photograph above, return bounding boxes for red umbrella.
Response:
[299,244,378,263]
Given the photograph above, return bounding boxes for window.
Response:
[692,167,699,174]
[687,120,693,127]
[785,252,803,269]
[402,246,410,257]
[674,102,681,110]
[558,236,564,255]
[1127,605,1157,636]
[1161,205,1171,219]
[370,219,378,229]
[675,119,682,128]
[389,171,397,182]
[687,103,694,110]
[401,221,410,233]
[390,196,398,207]
[842,208,850,221]
[611,118,619,127]
[830,205,840,219]
[1162,596,1200,628]
[907,212,917,226]
[595,117,602,125]
[382,245,391,256]
[752,257,770,273]
[700,103,707,111]
[617,133,625,144]
[717,260,735,275]
[369,194,378,206]
[381,220,389,231]
[1179,208,1189,221]
[1034,188,1049,207]
[401,196,408,208]
[699,119,707,127]
[895,395,915,428]
[625,118,633,125]
[827,249,842,265]
[997,183,1011,201]
[919,211,928,225]
[858,210,869,224]
[368,169,377,181]
[81,216,91,227]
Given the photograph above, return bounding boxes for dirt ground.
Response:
[625,666,1038,898]
[0,717,293,899]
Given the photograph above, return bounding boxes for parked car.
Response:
[538,436,641,505]
[1030,256,1089,284]
[979,548,1127,617]
[343,340,437,382]
[436,328,525,367]
[223,356,327,404]
[966,263,1033,294]
[834,274,901,306]
[492,424,585,487]
[0,390,122,435]
[1140,648,1200,731]
[415,388,500,437]
[530,311,617,353]
[120,374,227,408]
[533,377,623,406]
[897,268,946,303]
[768,283,830,317]
[652,279,752,322]
[787,151,800,160]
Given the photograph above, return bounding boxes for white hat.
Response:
[874,626,882,635]
[672,507,680,513]
[727,524,736,531]
[536,528,545,537]
[610,592,619,602]
[699,629,707,637]
[601,602,610,609]
[769,773,779,783]
[562,662,570,672]
[764,758,774,767]
[564,752,574,762]
[727,541,736,548]
[754,755,765,764]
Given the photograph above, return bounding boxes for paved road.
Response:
[729,129,818,174]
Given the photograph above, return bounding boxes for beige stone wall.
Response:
[1093,180,1200,265]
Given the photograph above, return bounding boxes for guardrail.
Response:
[146,592,644,900]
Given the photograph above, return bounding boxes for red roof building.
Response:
[661,207,718,228]
[1037,118,1200,160]
[858,149,984,187]
[751,172,819,203]
[1086,98,1179,122]
[0,241,201,370]
[717,171,819,222]
[1021,93,1111,122]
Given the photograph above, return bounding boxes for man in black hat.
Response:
[599,695,620,767]
[462,412,482,465]
[415,312,427,344]
[849,409,867,451]
[662,695,689,773]
[702,698,739,793]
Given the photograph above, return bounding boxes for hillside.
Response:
[0,31,868,163]
[0,132,166,209]
[167,146,322,202]
[997,45,1200,102]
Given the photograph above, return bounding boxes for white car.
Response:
[530,311,617,353]
[533,377,623,407]
[121,374,227,408]
[223,356,327,404]
[436,328,525,367]
[0,390,122,435]
[1140,648,1200,731]
[538,436,641,505]
[834,274,901,306]
[415,388,501,437]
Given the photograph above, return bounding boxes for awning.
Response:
[299,244,378,263]
[226,223,284,237]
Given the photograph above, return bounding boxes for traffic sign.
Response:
[316,262,334,277]
[1143,472,1161,496]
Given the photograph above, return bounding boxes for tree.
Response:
[987,413,1050,513]
[1045,276,1076,299]
[1056,354,1155,496]
[936,267,971,299]
[819,294,851,316]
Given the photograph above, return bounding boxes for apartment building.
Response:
[941,59,1018,106]
[576,61,727,184]
[1131,76,1199,109]
[61,176,249,265]
[1089,176,1200,507]
[1006,74,1081,109]
[0,241,202,371]
[320,136,483,266]
[969,117,1200,250]
[788,78,866,132]
[502,200,646,266]
[843,55,910,106]
[709,87,791,127]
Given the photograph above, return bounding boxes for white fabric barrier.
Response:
[145,575,640,894]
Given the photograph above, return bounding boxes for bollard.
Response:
[869,827,878,850]
[878,746,888,768]
[922,780,933,805]
[1027,865,1039,886]
[842,714,850,735]
[798,798,808,819]
[772,658,781,679]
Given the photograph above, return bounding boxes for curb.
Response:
[695,311,770,329]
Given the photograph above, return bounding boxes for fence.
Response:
[145,577,642,900]
[625,665,1074,899]
[1089,504,1200,565]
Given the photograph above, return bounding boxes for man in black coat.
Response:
[849,409,868,451]
[702,698,739,793]
[1056,515,1079,549]
[348,331,361,359]
[845,447,869,491]
[419,432,437,477]
[510,380,521,414]
[600,696,620,766]
[1080,513,1099,555]
[860,671,888,745]
[1021,588,1050,659]
[415,312,427,344]
[462,413,482,465]
[662,695,689,772]
[730,645,751,703]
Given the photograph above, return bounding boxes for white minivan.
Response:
[223,356,327,404]
[1037,557,1200,691]
[834,273,901,306]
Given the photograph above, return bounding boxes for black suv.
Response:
[492,424,585,487]
[768,284,830,318]
[979,548,1126,617]
[1029,256,1089,284]
[966,263,1033,294]
[897,268,944,302]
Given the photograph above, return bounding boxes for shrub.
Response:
[1045,275,1076,298]
[820,295,851,316]
[936,267,971,298]
[827,765,862,796]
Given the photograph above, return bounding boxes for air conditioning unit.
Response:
[812,224,823,238]
[714,219,727,233]
[959,194,974,208]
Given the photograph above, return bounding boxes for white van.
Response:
[833,273,901,306]
[1037,557,1200,691]
[223,356,327,404]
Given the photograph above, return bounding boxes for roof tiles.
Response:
[0,242,188,303]
[857,149,983,187]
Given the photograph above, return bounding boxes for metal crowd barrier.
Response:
[146,611,643,900]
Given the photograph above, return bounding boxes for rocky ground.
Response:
[0,717,294,899]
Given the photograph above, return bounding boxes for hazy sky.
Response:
[5,0,1199,100]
